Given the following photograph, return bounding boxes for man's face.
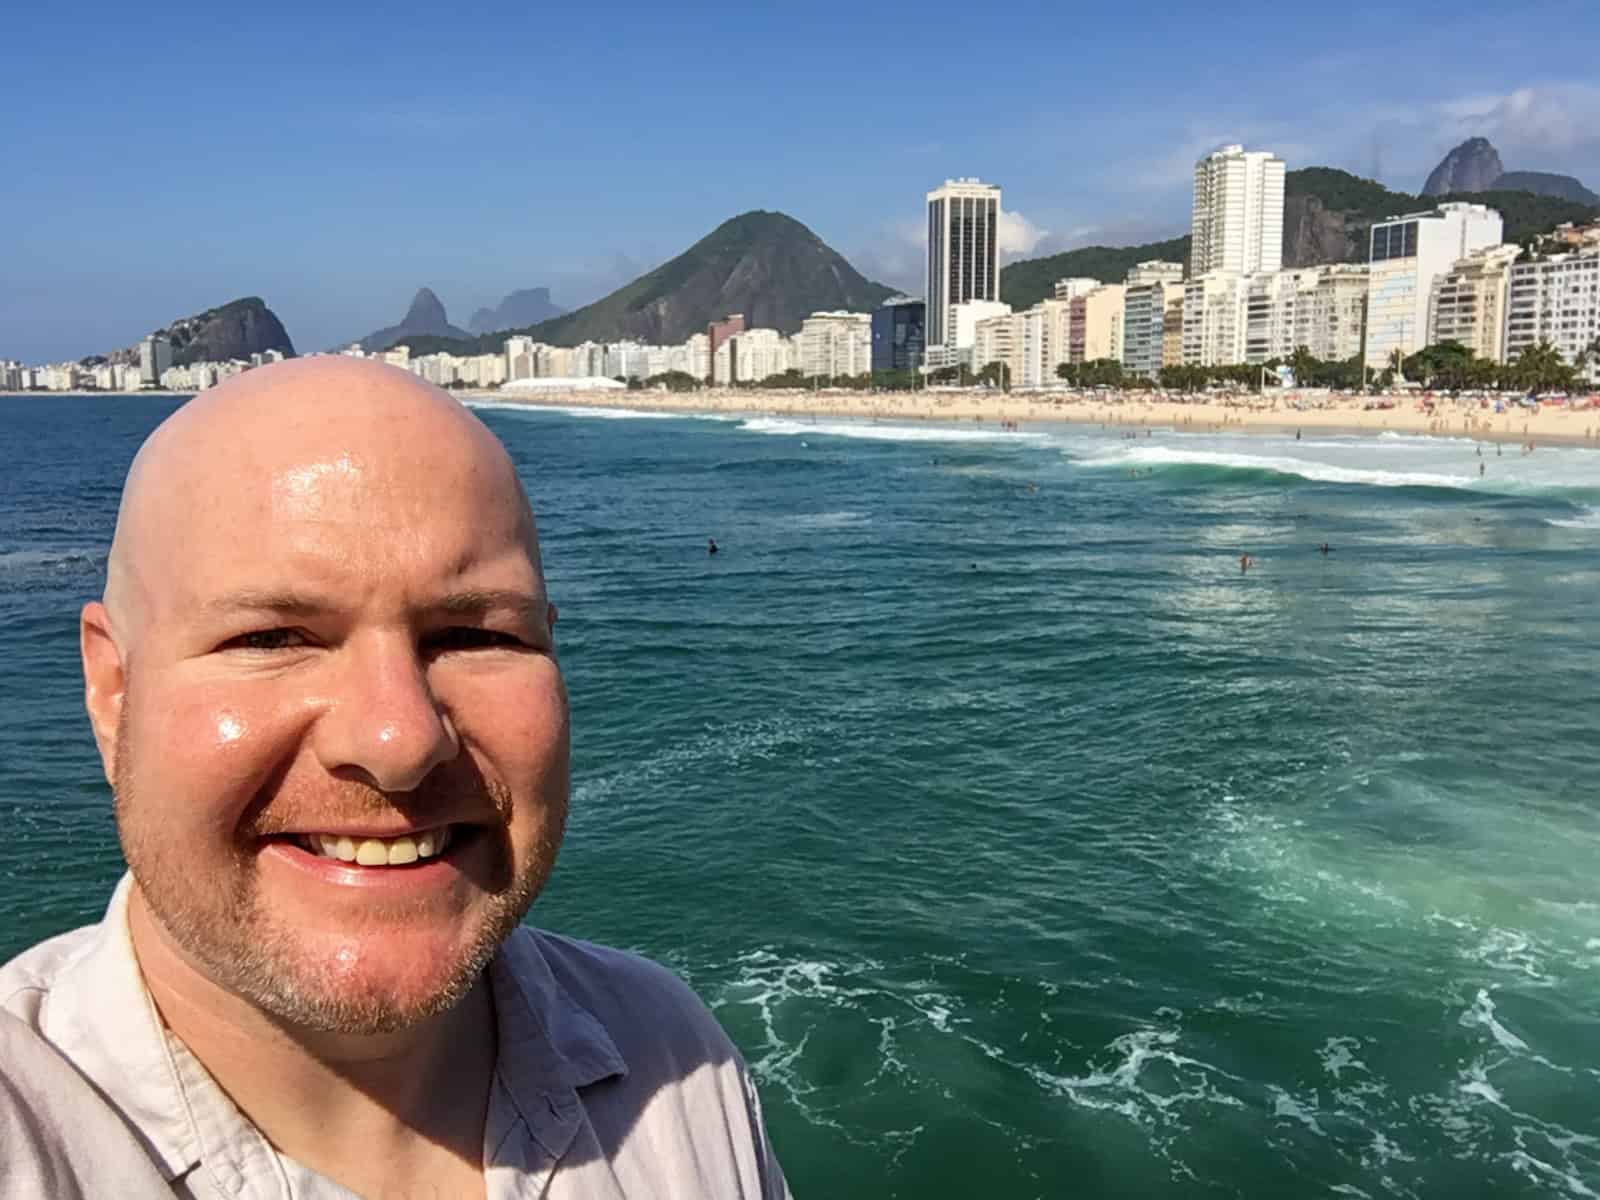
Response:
[106,428,568,1034]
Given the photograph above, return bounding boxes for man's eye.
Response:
[425,627,522,653]
[224,629,304,651]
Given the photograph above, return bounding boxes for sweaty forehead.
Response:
[112,360,541,623]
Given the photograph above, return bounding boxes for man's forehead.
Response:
[132,446,540,613]
[156,525,545,618]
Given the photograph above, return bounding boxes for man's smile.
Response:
[294,825,455,866]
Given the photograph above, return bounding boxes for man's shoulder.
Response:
[0,922,105,1025]
[0,1006,174,1196]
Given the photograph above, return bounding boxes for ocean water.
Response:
[4,394,1599,1197]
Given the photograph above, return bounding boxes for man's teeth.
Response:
[300,827,453,866]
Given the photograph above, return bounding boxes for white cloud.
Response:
[997,209,1049,261]
[1435,84,1600,162]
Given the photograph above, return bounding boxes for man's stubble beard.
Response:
[111,699,566,1035]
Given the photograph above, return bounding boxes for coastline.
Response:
[466,388,1600,448]
[0,390,192,398]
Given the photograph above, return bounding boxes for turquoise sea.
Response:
[3,394,1599,1197]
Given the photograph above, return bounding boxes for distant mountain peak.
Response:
[354,287,470,352]
[468,286,565,336]
[404,287,447,330]
[1422,137,1505,196]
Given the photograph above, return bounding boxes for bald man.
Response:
[0,360,790,1199]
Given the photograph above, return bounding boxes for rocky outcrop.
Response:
[468,287,565,335]
[1282,194,1359,268]
[101,297,295,366]
[356,288,471,353]
[1422,137,1505,196]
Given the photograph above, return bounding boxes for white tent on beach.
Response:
[499,376,627,394]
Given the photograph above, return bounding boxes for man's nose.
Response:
[314,636,459,792]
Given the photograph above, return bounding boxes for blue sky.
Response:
[6,0,1600,362]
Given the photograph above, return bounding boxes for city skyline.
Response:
[6,0,1600,362]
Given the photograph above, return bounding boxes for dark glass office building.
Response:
[871,301,926,373]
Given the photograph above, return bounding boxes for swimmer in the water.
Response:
[1240,554,1251,572]
[708,538,719,555]
[1319,543,1330,555]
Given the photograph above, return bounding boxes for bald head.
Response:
[104,358,541,645]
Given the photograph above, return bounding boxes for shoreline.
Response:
[0,389,191,398]
[467,388,1600,449]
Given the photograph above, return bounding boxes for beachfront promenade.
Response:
[470,388,1600,447]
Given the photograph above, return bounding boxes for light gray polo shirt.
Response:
[0,877,791,1198]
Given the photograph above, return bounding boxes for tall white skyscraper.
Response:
[926,178,1001,349]
[1190,145,1286,277]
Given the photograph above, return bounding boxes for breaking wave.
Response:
[739,416,1050,444]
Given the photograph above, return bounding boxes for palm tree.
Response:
[1289,345,1318,387]
[1387,347,1405,382]
[1507,341,1577,394]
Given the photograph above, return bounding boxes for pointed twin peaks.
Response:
[355,286,470,352]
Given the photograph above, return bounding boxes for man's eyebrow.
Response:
[197,589,544,620]
[432,589,544,620]
[200,590,340,617]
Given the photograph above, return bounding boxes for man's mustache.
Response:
[244,765,513,838]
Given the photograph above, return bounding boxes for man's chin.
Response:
[242,920,503,1035]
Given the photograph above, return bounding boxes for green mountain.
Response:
[999,237,1190,310]
[401,212,895,356]
[1000,167,1599,310]
[1493,171,1600,207]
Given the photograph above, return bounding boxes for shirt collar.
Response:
[484,928,629,1164]
[40,875,630,1186]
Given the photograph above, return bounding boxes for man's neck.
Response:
[127,887,496,1195]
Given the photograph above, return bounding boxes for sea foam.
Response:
[739,416,1049,444]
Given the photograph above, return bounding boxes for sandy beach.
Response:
[468,387,1600,448]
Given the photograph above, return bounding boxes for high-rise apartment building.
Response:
[1365,202,1503,369]
[1069,283,1125,364]
[1018,299,1072,387]
[1428,244,1522,364]
[1504,245,1600,383]
[707,314,746,381]
[139,335,172,387]
[870,299,926,373]
[1126,261,1185,288]
[800,312,872,379]
[926,178,1001,350]
[505,335,535,380]
[1243,266,1370,365]
[1182,273,1250,367]
[972,311,1022,383]
[1121,263,1185,378]
[1191,145,1285,277]
[1053,277,1100,301]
